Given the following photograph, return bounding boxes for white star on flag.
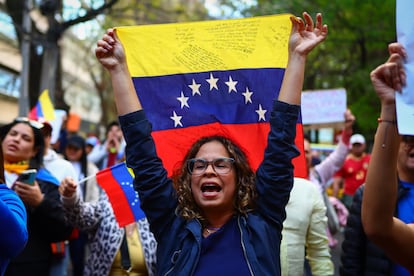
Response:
[242,87,253,104]
[168,71,271,128]
[188,79,201,96]
[121,181,139,206]
[225,76,238,93]
[177,91,190,108]
[206,73,219,91]
[255,104,267,121]
[170,111,183,127]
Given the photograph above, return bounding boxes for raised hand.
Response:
[344,109,355,130]
[370,43,407,105]
[95,28,127,72]
[289,12,328,56]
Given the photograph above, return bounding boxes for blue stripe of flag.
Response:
[35,101,44,118]
[132,68,301,131]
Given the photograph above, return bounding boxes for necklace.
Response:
[205,226,221,235]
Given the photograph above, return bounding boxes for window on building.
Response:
[0,10,20,97]
[0,10,17,42]
[0,67,21,97]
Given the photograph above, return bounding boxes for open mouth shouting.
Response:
[201,183,222,197]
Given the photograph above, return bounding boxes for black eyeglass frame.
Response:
[187,157,235,175]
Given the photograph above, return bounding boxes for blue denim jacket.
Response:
[119,100,300,275]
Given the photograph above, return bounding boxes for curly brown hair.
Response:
[172,135,257,226]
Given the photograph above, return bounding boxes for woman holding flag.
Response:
[96,12,328,275]
[58,175,157,275]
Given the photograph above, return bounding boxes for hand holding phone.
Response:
[16,169,37,185]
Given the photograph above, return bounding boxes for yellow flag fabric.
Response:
[117,14,291,77]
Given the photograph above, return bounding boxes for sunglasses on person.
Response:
[14,117,44,129]
[187,157,235,175]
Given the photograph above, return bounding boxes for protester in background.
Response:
[42,121,77,182]
[87,121,126,169]
[64,134,101,276]
[96,12,327,275]
[59,176,157,275]
[280,177,333,276]
[332,133,371,210]
[362,42,414,272]
[1,117,73,275]
[305,109,355,194]
[341,183,412,275]
[56,110,69,154]
[0,145,28,276]
[64,135,100,203]
[85,135,100,155]
[40,121,77,276]
[304,109,354,248]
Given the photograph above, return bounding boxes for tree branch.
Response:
[60,0,119,32]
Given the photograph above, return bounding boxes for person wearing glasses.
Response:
[0,144,28,276]
[96,12,328,275]
[0,117,73,276]
[362,42,414,273]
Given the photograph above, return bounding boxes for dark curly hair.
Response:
[172,135,257,225]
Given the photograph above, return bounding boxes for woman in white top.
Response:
[64,134,101,276]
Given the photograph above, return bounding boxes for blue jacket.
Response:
[340,183,412,276]
[119,100,300,275]
[0,185,28,276]
[5,173,73,275]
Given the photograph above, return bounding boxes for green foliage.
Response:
[217,0,396,141]
[103,0,210,28]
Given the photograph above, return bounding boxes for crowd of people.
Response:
[1,10,413,276]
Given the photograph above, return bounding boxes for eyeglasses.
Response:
[187,157,235,175]
[14,117,44,129]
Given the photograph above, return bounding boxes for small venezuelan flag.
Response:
[96,162,146,227]
[29,89,55,121]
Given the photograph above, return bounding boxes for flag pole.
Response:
[77,174,95,185]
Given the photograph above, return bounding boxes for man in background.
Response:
[87,121,125,169]
[280,177,333,276]
[332,133,371,210]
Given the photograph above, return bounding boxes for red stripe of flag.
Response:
[96,166,135,227]
[152,122,306,178]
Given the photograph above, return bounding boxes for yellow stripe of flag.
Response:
[39,89,55,121]
[116,14,292,77]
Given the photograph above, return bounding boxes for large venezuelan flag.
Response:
[96,162,146,227]
[116,14,306,178]
[28,89,55,121]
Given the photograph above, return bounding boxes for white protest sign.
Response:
[49,109,67,144]
[396,0,414,135]
[301,88,347,125]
